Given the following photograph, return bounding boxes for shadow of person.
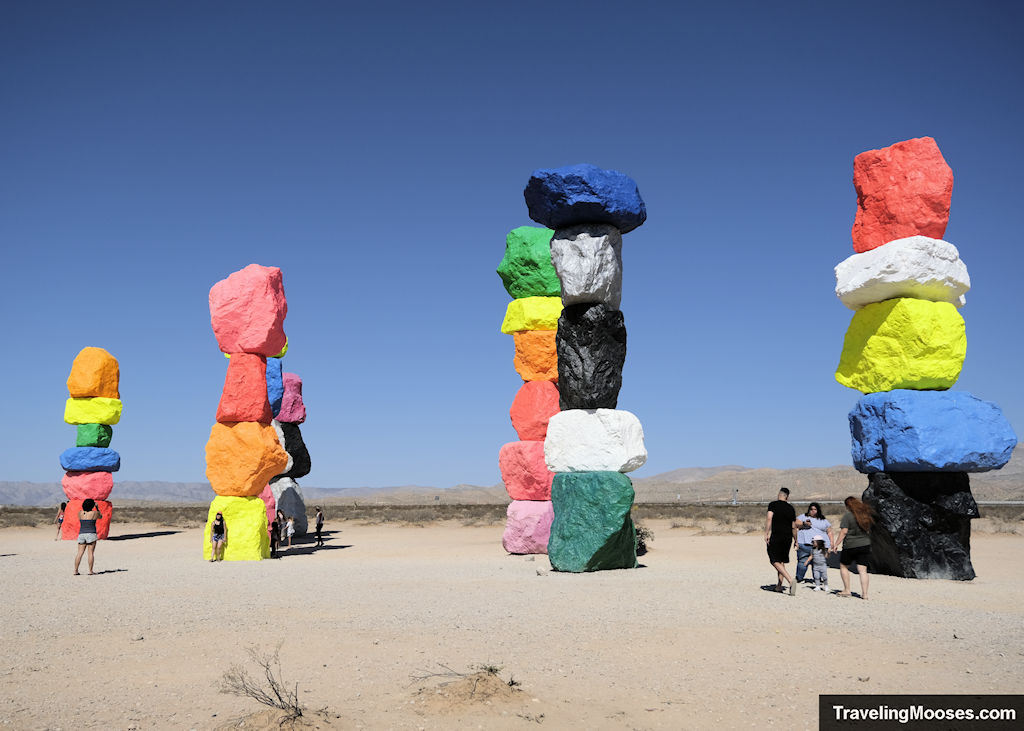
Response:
[760,584,786,594]
[108,531,181,541]
[279,544,352,557]
[90,569,128,575]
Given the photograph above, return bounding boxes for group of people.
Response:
[764,487,874,599]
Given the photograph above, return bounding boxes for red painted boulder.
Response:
[216,353,272,424]
[499,441,554,501]
[209,264,288,356]
[851,137,953,253]
[61,499,112,540]
[62,471,113,501]
[509,381,560,441]
[277,372,306,423]
[502,500,553,555]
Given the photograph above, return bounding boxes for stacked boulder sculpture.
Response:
[834,137,1017,580]
[204,264,290,560]
[269,370,311,537]
[60,347,121,539]
[497,226,561,554]
[525,163,648,572]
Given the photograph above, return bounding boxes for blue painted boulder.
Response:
[849,390,1017,473]
[266,358,284,417]
[524,164,646,234]
[60,447,121,472]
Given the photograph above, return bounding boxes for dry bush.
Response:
[220,644,304,721]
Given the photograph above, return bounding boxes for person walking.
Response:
[314,507,324,547]
[834,496,874,599]
[209,512,227,561]
[73,499,103,575]
[54,502,66,541]
[794,502,835,583]
[802,535,830,592]
[764,488,798,595]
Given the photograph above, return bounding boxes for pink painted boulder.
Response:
[851,137,953,253]
[499,441,554,501]
[509,381,560,441]
[209,264,288,356]
[278,372,306,423]
[502,500,553,554]
[259,483,276,530]
[62,471,113,501]
[216,353,272,424]
[61,499,112,540]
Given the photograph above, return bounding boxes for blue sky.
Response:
[3,1,1022,488]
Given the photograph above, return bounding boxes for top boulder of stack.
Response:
[209,264,288,356]
[524,164,646,234]
[851,137,953,253]
[67,347,119,399]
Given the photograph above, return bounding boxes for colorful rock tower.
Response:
[269,369,311,537]
[204,264,290,560]
[834,137,1017,580]
[525,163,648,572]
[497,226,561,554]
[60,347,122,539]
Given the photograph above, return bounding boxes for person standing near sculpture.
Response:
[314,507,324,547]
[794,502,834,583]
[209,512,227,562]
[764,488,798,595]
[73,498,103,575]
[834,496,874,599]
[54,502,66,541]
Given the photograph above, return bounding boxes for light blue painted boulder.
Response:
[60,447,121,472]
[524,164,646,234]
[266,358,284,416]
[849,390,1017,473]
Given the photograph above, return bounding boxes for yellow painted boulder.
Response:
[500,297,562,334]
[202,495,270,560]
[67,347,119,398]
[835,298,966,393]
[64,397,122,425]
[204,422,290,497]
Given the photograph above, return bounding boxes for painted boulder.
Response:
[849,390,1017,473]
[276,422,311,480]
[556,303,626,410]
[61,499,112,540]
[502,500,553,555]
[209,263,288,356]
[266,357,284,416]
[202,495,270,561]
[270,477,308,536]
[204,422,290,497]
[499,440,555,501]
[544,409,647,473]
[259,483,276,529]
[524,164,647,234]
[513,330,558,382]
[496,226,560,299]
[550,224,623,308]
[76,424,112,448]
[835,298,966,393]
[64,397,122,426]
[62,471,114,501]
[509,380,560,441]
[66,347,119,399]
[835,236,970,310]
[60,447,120,472]
[501,297,562,334]
[851,137,953,253]
[216,353,272,424]
[548,471,637,572]
[278,372,306,424]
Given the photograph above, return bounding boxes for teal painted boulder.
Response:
[549,471,637,572]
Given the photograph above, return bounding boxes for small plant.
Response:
[634,522,654,556]
[219,644,304,721]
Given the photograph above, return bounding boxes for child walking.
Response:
[803,535,829,592]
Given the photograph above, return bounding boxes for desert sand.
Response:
[1,519,1022,730]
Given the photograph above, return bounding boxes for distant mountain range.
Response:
[4,448,1022,507]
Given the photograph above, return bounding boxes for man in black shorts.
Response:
[764,488,798,595]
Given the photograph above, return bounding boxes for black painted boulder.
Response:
[277,422,311,480]
[863,471,979,581]
[556,303,626,410]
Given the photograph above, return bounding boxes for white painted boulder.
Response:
[544,408,646,473]
[271,477,307,536]
[550,224,623,309]
[834,236,970,310]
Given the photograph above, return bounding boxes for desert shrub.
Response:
[220,644,303,720]
[634,522,654,555]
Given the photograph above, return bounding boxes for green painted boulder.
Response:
[549,471,637,572]
[496,226,560,299]
[76,423,113,448]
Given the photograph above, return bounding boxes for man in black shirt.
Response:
[764,487,798,595]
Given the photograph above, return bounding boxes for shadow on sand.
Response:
[274,543,352,557]
[108,531,181,541]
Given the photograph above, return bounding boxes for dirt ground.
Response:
[1,519,1021,730]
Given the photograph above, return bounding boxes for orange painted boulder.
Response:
[204,422,290,497]
[66,347,119,399]
[499,440,554,501]
[62,471,113,501]
[513,330,558,382]
[509,381,560,441]
[851,137,953,253]
[61,499,112,540]
[209,264,288,356]
[216,353,272,423]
